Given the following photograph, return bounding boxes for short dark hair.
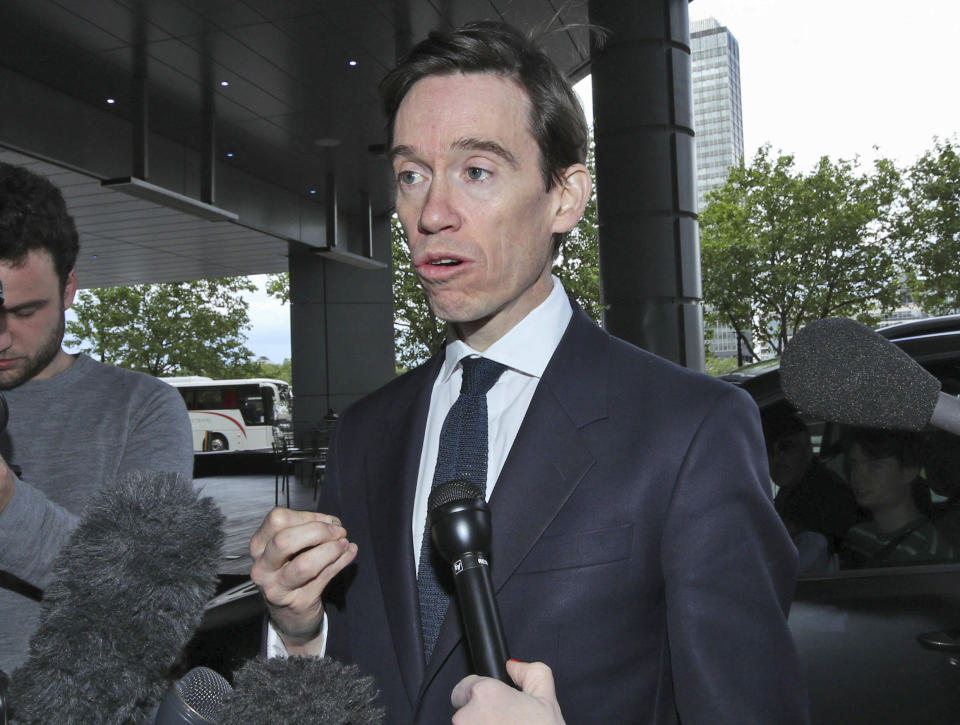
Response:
[0,161,79,290]
[844,427,923,469]
[380,21,590,254]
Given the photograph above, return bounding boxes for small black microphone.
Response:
[428,480,510,683]
[781,317,960,435]
[154,666,233,724]
[1,669,9,725]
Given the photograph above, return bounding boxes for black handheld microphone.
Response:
[780,317,960,435]
[154,666,233,724]
[428,480,510,683]
[1,669,8,725]
[8,471,225,725]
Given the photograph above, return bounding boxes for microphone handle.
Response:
[1,669,8,725]
[451,551,510,683]
[932,391,960,436]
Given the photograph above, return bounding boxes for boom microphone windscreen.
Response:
[780,317,941,430]
[217,656,384,724]
[9,471,224,725]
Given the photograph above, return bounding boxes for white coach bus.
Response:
[161,376,293,453]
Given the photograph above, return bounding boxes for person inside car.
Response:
[763,403,861,553]
[839,427,957,567]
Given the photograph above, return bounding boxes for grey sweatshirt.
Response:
[0,354,194,673]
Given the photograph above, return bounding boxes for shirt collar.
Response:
[440,275,572,383]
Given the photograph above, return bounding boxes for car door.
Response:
[756,345,960,723]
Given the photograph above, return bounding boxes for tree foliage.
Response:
[699,145,904,360]
[900,136,960,315]
[66,277,260,377]
[391,214,447,370]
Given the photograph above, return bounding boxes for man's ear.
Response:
[62,269,78,311]
[551,163,592,235]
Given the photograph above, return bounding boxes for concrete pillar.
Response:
[588,0,704,370]
[288,215,396,445]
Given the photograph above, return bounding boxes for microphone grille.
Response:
[174,666,233,721]
[428,479,484,512]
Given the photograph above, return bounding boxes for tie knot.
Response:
[459,357,507,396]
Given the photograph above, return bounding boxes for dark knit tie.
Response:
[417,356,507,662]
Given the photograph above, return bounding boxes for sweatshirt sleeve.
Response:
[0,476,78,589]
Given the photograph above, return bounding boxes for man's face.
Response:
[0,249,76,389]
[846,442,916,513]
[767,430,812,490]
[391,72,585,349]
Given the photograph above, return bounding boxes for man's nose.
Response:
[418,177,461,235]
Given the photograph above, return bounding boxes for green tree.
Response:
[265,272,289,305]
[253,356,292,383]
[391,213,447,370]
[66,277,260,377]
[700,145,904,360]
[900,136,960,315]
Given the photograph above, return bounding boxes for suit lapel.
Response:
[421,308,610,687]
[365,355,442,708]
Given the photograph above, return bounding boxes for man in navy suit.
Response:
[250,21,808,724]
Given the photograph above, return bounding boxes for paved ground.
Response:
[192,453,320,577]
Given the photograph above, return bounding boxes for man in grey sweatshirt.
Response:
[0,161,194,673]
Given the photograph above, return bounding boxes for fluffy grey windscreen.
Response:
[781,317,940,430]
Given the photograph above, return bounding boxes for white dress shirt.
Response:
[268,276,572,656]
[411,276,572,568]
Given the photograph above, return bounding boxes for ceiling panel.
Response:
[0,0,591,288]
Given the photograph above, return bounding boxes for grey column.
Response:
[588,0,704,370]
[288,216,396,444]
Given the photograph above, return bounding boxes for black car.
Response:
[723,315,960,724]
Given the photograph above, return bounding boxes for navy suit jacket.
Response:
[321,307,809,724]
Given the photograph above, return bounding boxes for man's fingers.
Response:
[451,675,483,709]
[249,508,342,558]
[251,512,346,567]
[506,660,557,699]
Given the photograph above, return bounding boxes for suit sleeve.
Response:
[661,386,809,724]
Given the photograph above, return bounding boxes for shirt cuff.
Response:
[265,610,328,659]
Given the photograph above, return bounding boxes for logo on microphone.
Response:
[454,559,464,574]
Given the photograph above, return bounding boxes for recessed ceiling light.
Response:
[226,152,235,158]
[309,189,317,195]
[92,254,99,259]
[106,98,116,104]
[348,60,358,67]
[220,80,230,87]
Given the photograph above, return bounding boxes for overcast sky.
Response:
[244,1,960,363]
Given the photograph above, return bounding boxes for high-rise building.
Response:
[691,17,744,212]
[691,17,747,360]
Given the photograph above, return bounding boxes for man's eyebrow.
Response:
[387,144,417,163]
[2,299,46,314]
[387,139,520,170]
[452,138,519,169]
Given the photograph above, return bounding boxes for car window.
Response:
[767,357,960,577]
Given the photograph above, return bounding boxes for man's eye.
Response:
[466,167,490,181]
[398,170,421,185]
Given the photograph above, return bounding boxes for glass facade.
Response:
[691,17,744,212]
[692,17,747,359]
